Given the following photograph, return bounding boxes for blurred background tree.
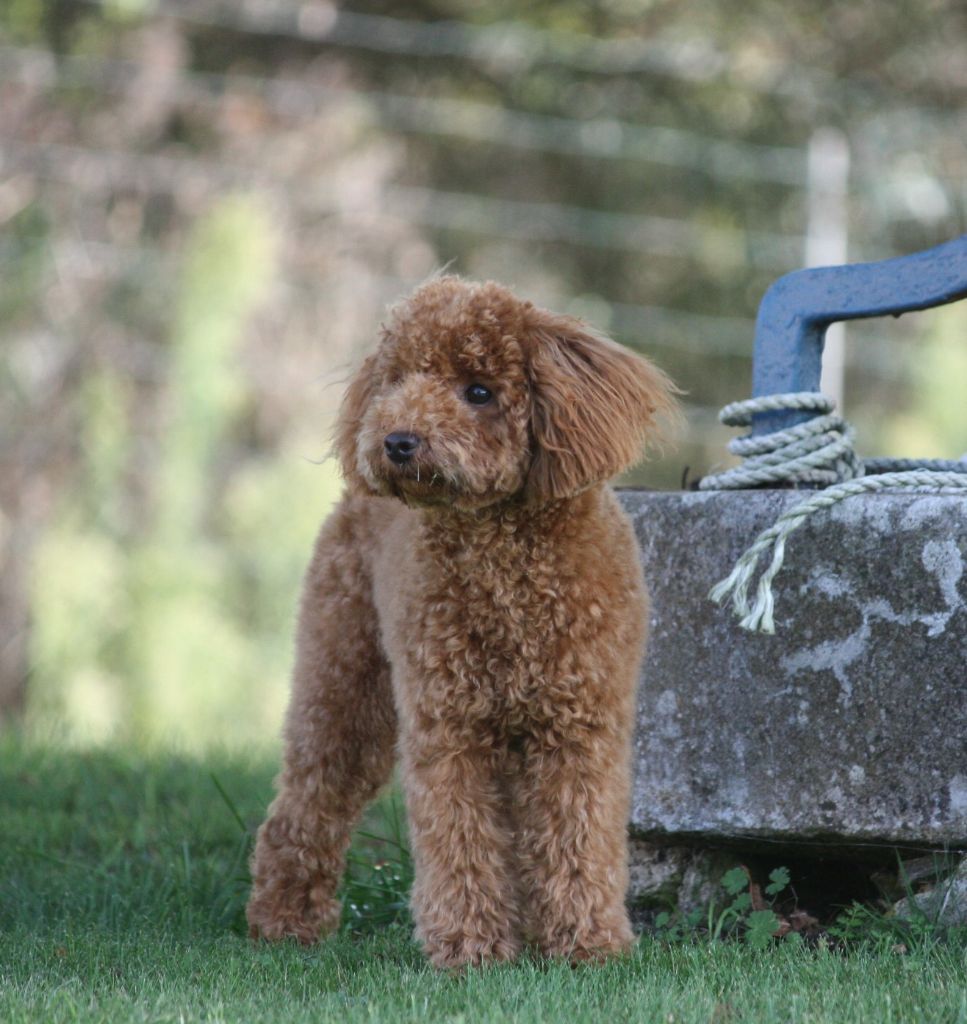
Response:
[1,0,965,744]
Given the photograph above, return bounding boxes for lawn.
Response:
[2,736,966,1024]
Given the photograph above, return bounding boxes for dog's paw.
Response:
[246,890,341,945]
[423,931,521,970]
[539,922,636,964]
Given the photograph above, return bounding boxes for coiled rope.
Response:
[699,392,967,634]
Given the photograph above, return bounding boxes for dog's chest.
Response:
[406,541,573,723]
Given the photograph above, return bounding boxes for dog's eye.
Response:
[465,383,493,406]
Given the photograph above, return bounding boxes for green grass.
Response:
[2,736,967,1023]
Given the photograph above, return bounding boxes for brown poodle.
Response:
[246,276,677,968]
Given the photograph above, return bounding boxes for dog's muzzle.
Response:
[384,431,422,466]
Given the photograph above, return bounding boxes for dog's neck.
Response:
[419,487,602,564]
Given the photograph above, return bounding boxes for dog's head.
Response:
[334,277,678,509]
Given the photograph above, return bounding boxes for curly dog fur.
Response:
[246,276,678,968]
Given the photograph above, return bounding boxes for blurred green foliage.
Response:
[883,303,967,460]
[27,197,342,748]
[4,0,966,744]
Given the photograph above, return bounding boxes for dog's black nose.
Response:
[384,431,421,465]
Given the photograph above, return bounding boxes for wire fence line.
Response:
[0,234,748,429]
[75,0,967,110]
[0,137,809,269]
[3,7,960,389]
[377,183,805,268]
[0,45,807,186]
[5,42,962,220]
[74,0,804,90]
[6,18,963,263]
[0,234,756,354]
[15,31,966,195]
[0,232,923,383]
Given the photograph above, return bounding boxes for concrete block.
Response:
[619,489,967,848]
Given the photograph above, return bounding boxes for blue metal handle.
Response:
[751,233,967,435]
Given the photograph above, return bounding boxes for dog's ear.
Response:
[524,312,678,503]
[332,353,379,492]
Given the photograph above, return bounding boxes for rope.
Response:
[699,392,862,488]
[700,392,967,633]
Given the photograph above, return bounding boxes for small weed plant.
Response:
[655,865,805,949]
[342,789,414,932]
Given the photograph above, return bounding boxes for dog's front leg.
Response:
[400,729,521,969]
[517,724,636,962]
[247,506,397,944]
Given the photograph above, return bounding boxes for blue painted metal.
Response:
[751,233,967,435]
